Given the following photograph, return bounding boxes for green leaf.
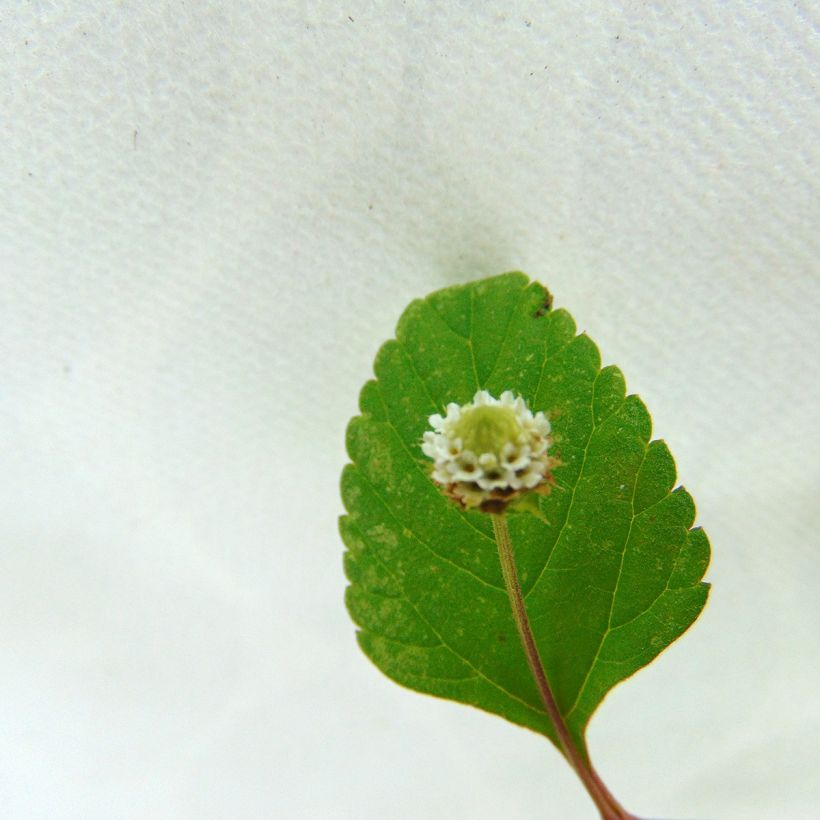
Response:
[340,272,710,756]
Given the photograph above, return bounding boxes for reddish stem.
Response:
[491,514,638,820]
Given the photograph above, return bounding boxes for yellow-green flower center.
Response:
[451,405,522,455]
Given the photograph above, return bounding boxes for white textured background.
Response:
[1,3,819,819]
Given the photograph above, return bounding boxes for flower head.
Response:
[421,390,555,512]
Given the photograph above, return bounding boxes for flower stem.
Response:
[491,513,638,820]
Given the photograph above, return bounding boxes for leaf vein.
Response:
[483,285,527,386]
[394,340,441,414]
[354,518,549,718]
[523,375,608,599]
[354,465,505,593]
[361,630,444,651]
[563,445,649,720]
[529,327,584,412]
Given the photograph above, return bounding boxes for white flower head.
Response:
[421,390,555,512]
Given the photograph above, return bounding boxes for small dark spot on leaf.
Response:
[534,286,553,317]
[348,15,354,22]
[497,633,507,642]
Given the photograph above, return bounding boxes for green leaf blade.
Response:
[341,273,711,751]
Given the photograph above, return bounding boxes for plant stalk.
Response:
[491,513,637,820]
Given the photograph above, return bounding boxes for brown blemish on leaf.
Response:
[534,286,553,318]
